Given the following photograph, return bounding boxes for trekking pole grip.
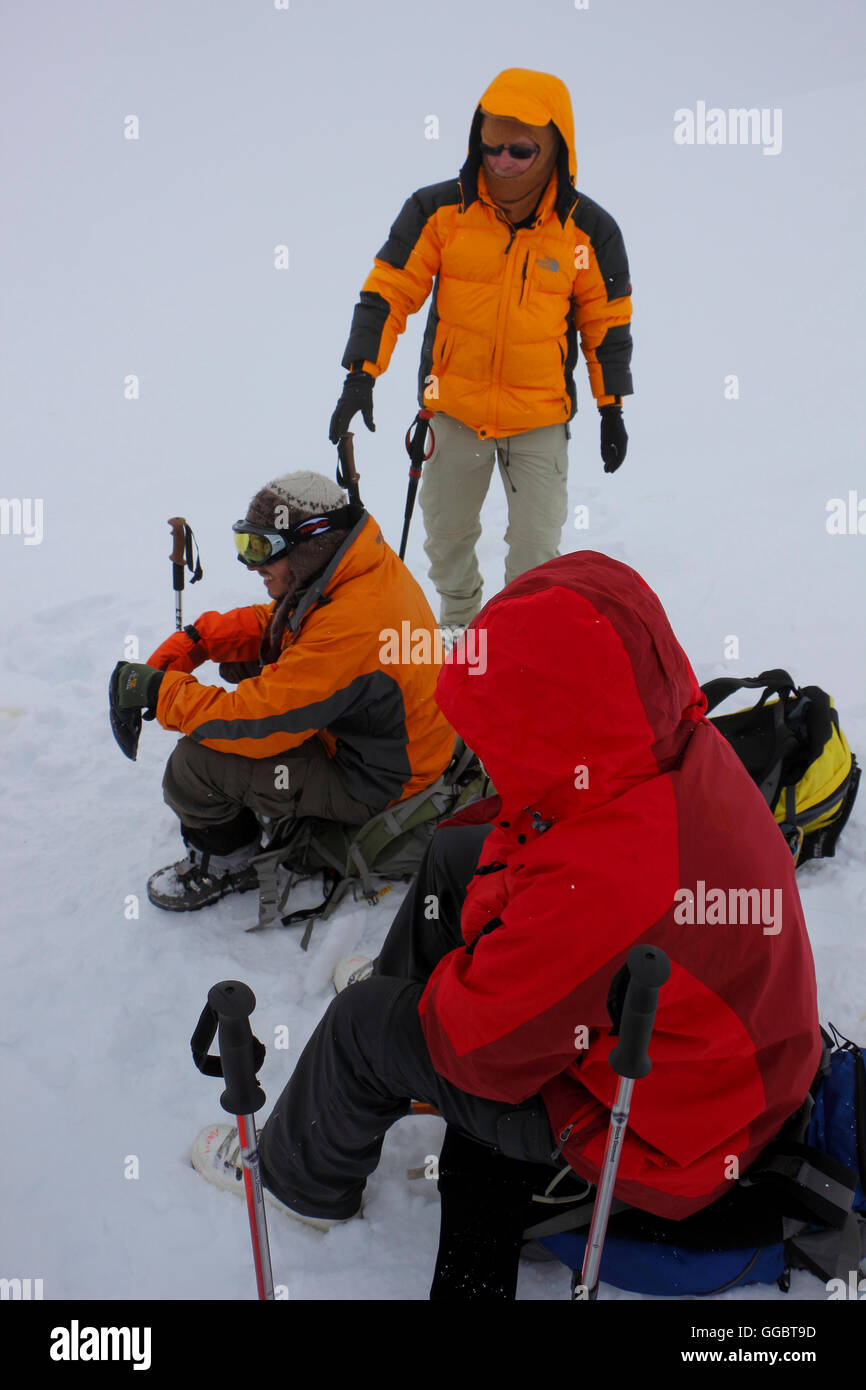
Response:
[167,517,187,590]
[609,946,671,1080]
[208,981,267,1116]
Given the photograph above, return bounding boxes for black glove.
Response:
[329,369,375,444]
[600,405,628,473]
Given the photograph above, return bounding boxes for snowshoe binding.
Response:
[147,843,259,912]
[190,1124,361,1229]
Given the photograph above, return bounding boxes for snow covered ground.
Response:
[2,0,864,1307]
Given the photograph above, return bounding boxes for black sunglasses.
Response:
[480,140,540,161]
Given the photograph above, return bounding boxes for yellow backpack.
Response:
[702,670,860,865]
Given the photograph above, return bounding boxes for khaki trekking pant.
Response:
[418,413,570,626]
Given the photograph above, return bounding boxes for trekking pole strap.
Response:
[399,410,435,560]
[167,517,203,629]
[190,981,267,1114]
[404,409,435,468]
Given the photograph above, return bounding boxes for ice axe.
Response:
[572,944,671,1301]
[191,980,275,1300]
[167,516,203,631]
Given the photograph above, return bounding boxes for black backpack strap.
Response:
[523,1196,631,1241]
[786,1213,864,1283]
[701,669,797,715]
[443,736,479,788]
[702,670,801,808]
[740,1141,858,1229]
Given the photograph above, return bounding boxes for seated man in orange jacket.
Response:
[113,471,456,911]
[190,551,821,1293]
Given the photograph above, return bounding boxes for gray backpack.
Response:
[248,739,491,947]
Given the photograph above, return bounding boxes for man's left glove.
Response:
[599,405,628,473]
[115,662,165,713]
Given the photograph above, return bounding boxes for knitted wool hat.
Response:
[245,470,349,532]
[244,470,354,600]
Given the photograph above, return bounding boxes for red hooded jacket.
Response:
[419,552,821,1220]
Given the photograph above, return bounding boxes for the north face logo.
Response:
[536,257,559,272]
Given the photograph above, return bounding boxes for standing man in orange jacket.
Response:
[112,471,456,911]
[329,68,633,638]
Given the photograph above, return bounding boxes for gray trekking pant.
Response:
[419,413,570,625]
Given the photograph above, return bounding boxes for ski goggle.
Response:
[232,523,289,568]
[232,514,346,568]
[480,141,540,160]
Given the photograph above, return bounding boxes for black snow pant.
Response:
[257,823,564,1298]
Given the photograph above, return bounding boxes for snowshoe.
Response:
[190,1124,361,1230]
[147,844,259,912]
[333,955,375,993]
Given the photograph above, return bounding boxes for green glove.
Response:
[115,663,164,712]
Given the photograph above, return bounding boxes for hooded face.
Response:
[434,552,707,821]
[464,70,578,224]
[479,111,560,221]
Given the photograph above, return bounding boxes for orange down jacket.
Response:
[342,68,633,439]
[152,513,457,810]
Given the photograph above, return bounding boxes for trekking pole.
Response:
[399,409,435,560]
[573,944,671,1302]
[167,516,203,631]
[191,980,275,1300]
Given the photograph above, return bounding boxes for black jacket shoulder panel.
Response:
[376,180,463,270]
[569,192,631,300]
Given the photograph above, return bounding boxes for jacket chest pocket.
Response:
[518,249,537,307]
[435,327,456,372]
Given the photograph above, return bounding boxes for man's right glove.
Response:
[147,624,209,674]
[329,369,375,444]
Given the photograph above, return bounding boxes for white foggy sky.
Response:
[1,0,864,694]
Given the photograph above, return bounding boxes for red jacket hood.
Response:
[435,552,707,821]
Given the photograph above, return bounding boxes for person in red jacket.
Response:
[192,551,821,1282]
